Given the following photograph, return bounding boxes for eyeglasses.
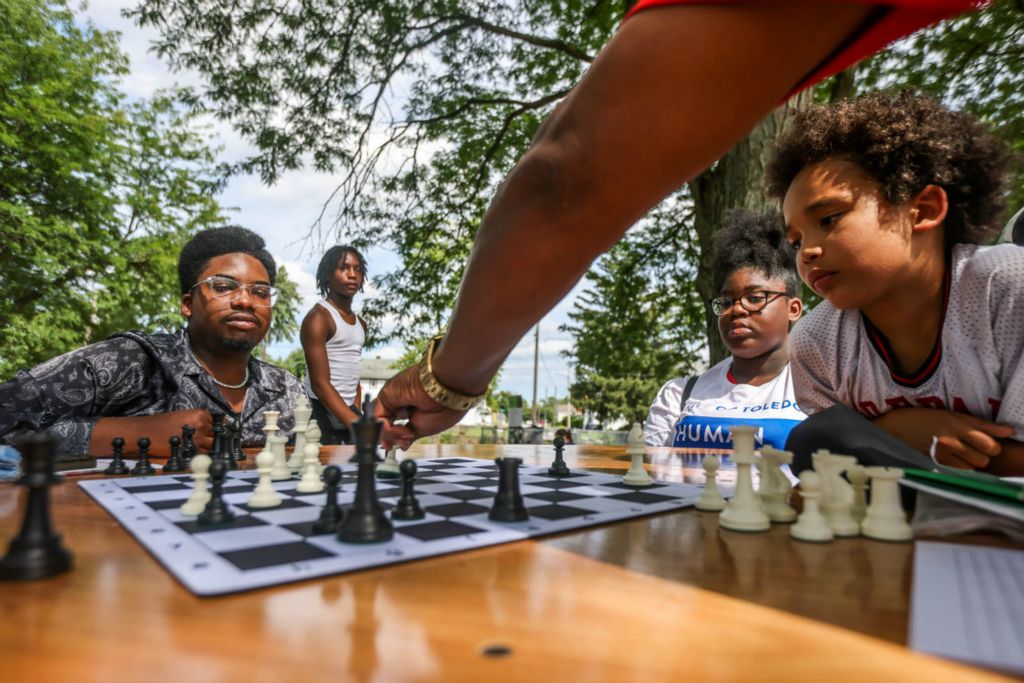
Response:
[709,290,787,317]
[191,276,279,307]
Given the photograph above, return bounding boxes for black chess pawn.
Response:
[548,436,571,477]
[180,425,197,461]
[338,399,394,543]
[130,437,156,477]
[312,466,345,535]
[197,459,235,526]
[489,457,529,522]
[391,460,425,521]
[0,432,74,581]
[103,437,130,476]
[162,436,186,473]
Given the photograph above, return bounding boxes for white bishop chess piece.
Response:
[621,423,653,487]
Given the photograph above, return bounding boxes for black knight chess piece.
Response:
[103,437,129,476]
[391,460,425,521]
[489,457,529,522]
[548,436,571,477]
[338,397,393,544]
[162,436,186,473]
[130,437,156,477]
[0,433,74,581]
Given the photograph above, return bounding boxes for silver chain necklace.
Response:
[187,338,250,389]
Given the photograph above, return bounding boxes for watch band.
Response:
[418,334,486,412]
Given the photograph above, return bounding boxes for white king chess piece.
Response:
[719,425,770,532]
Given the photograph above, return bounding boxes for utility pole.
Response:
[531,324,539,424]
[565,363,572,428]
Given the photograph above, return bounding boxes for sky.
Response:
[81,0,582,401]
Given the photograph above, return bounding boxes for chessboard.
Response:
[79,457,706,596]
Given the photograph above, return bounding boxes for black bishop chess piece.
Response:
[180,424,197,461]
[489,457,529,522]
[548,436,571,477]
[130,437,156,477]
[0,432,74,581]
[229,418,246,462]
[338,398,393,544]
[312,466,345,535]
[103,437,130,476]
[391,460,425,521]
[162,436,186,473]
[197,459,235,527]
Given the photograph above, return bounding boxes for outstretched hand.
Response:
[874,407,1014,471]
[375,364,469,449]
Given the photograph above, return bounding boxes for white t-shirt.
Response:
[790,243,1024,441]
[644,359,807,449]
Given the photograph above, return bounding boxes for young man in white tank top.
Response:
[300,246,368,444]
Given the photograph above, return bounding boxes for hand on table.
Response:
[91,409,214,458]
[873,408,1014,471]
[375,365,468,449]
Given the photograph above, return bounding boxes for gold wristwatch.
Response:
[418,334,486,412]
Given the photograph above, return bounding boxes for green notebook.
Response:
[904,467,1024,506]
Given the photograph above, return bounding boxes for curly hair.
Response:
[178,226,277,294]
[766,91,1010,245]
[316,245,367,298]
[712,208,800,296]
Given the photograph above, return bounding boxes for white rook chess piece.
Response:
[861,467,912,542]
[719,425,770,532]
[296,441,325,493]
[247,446,282,508]
[790,470,833,542]
[179,454,212,516]
[758,446,796,523]
[812,450,859,536]
[695,454,727,512]
[622,423,653,487]
[848,465,869,523]
[306,419,324,475]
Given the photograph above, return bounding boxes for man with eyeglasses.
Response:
[0,226,304,458]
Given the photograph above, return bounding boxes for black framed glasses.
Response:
[191,276,279,307]
[709,290,787,317]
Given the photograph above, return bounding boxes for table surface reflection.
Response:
[0,443,1013,682]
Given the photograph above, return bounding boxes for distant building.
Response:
[359,357,400,400]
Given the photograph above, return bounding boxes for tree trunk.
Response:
[687,89,814,366]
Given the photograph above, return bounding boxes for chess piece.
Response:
[296,441,325,493]
[230,419,246,462]
[305,419,323,474]
[848,464,869,523]
[758,446,796,523]
[312,466,344,534]
[392,460,426,521]
[181,424,197,461]
[220,419,239,470]
[210,412,226,459]
[812,450,859,536]
[489,457,529,522]
[719,425,770,532]
[548,436,571,476]
[197,460,235,526]
[246,446,282,508]
[790,471,833,542]
[622,423,653,487]
[162,436,186,473]
[179,454,212,516]
[0,433,74,581]
[377,447,401,479]
[338,399,393,543]
[861,467,913,542]
[103,437,130,476]
[130,437,156,477]
[695,454,727,512]
[288,422,308,472]
[263,411,291,481]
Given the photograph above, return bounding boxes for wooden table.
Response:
[0,444,1014,682]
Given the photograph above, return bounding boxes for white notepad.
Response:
[910,541,1024,674]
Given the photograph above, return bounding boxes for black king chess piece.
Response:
[0,433,74,580]
[338,398,394,543]
[489,457,529,522]
[391,460,425,521]
[103,437,130,475]
[162,436,186,473]
[548,436,571,477]
[130,437,156,476]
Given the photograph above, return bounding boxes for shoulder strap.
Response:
[680,375,698,410]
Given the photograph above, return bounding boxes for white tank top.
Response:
[303,300,365,404]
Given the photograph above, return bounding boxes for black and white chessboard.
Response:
[79,457,705,596]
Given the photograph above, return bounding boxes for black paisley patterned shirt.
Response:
[0,329,303,455]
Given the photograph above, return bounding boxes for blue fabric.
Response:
[671,416,802,450]
[0,444,22,481]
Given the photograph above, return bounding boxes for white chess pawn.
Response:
[848,465,869,523]
[719,425,770,532]
[247,446,282,508]
[695,454,727,512]
[790,471,833,542]
[861,467,913,542]
[295,441,325,493]
[179,454,212,516]
[622,423,653,487]
[288,422,308,472]
[268,434,292,481]
[759,446,797,523]
[378,447,401,478]
[812,450,860,537]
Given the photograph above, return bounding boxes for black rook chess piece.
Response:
[162,436,186,473]
[489,457,529,522]
[130,437,156,477]
[338,398,394,544]
[197,460,235,526]
[0,433,74,581]
[103,437,130,476]
[312,466,345,535]
[548,436,571,477]
[391,460,425,521]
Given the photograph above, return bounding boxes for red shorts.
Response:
[625,1,984,97]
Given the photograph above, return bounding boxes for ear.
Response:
[787,296,803,324]
[910,184,948,234]
[181,291,193,319]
